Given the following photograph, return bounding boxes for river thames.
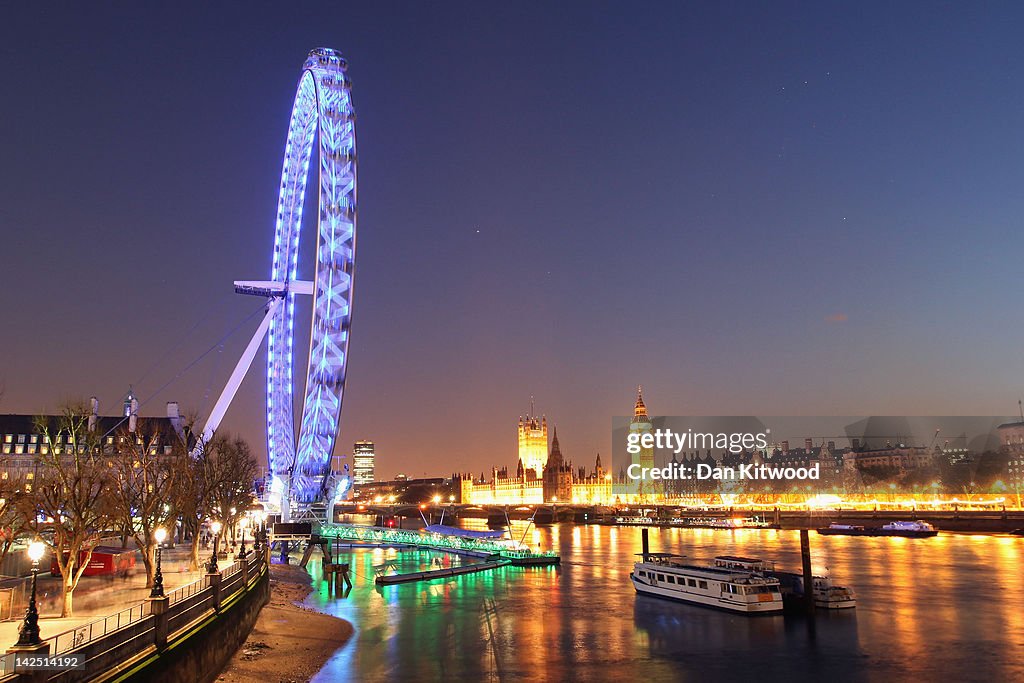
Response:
[303,522,1023,682]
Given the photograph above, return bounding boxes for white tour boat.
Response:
[712,556,856,609]
[630,553,784,614]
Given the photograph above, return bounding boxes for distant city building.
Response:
[998,419,1024,493]
[629,386,654,471]
[353,440,375,485]
[848,445,934,471]
[0,395,186,491]
[352,476,446,503]
[998,419,1024,450]
[518,403,548,479]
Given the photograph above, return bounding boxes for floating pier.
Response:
[319,523,561,565]
[375,557,512,585]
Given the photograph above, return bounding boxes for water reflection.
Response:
[308,525,1024,682]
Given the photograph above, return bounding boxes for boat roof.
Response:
[635,552,686,558]
[715,555,765,563]
[644,563,779,581]
[423,524,507,539]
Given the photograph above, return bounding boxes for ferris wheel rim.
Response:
[266,48,357,506]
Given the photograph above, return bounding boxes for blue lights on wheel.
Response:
[266,48,357,505]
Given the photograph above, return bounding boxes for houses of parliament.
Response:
[451,391,654,506]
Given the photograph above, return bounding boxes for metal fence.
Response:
[222,559,245,579]
[0,552,268,682]
[50,602,149,655]
[166,575,205,606]
[0,652,15,677]
[0,581,29,622]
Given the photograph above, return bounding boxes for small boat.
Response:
[670,517,779,530]
[817,520,937,538]
[615,516,656,526]
[499,548,561,567]
[767,572,856,609]
[631,553,784,614]
[422,524,507,540]
[817,523,866,534]
[711,557,856,610]
[879,520,938,537]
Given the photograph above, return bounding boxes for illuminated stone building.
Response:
[630,386,654,470]
[542,429,573,502]
[0,396,186,492]
[998,419,1024,451]
[848,444,935,471]
[518,406,548,479]
[454,419,613,505]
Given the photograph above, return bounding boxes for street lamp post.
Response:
[16,541,46,646]
[150,528,167,598]
[254,511,267,558]
[207,521,222,573]
[229,508,237,555]
[238,518,248,559]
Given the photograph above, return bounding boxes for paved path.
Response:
[0,544,235,648]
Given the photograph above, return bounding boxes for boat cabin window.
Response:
[698,580,708,589]
[687,579,697,587]
[666,576,675,584]
[658,574,665,582]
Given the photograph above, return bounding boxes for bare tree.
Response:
[169,430,257,569]
[171,435,212,571]
[206,435,258,552]
[32,403,117,617]
[109,423,179,588]
[0,463,31,567]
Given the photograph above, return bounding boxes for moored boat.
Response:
[670,516,779,530]
[710,556,856,609]
[631,552,784,614]
[768,571,856,609]
[499,548,561,566]
[816,520,937,538]
[615,515,656,526]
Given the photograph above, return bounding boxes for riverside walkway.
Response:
[0,546,210,648]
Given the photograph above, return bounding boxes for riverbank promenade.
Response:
[0,545,224,648]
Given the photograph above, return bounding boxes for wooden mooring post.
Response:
[799,529,815,615]
[324,562,353,593]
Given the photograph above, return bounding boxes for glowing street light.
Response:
[207,521,222,573]
[150,528,168,598]
[432,495,441,504]
[238,517,249,559]
[16,541,46,646]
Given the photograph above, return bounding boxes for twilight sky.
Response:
[2,2,1023,478]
